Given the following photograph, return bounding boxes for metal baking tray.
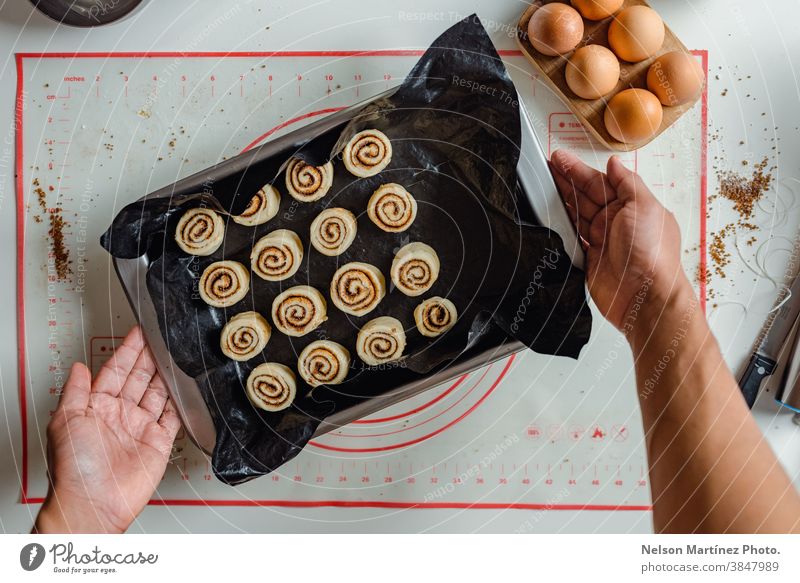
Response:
[113,90,582,456]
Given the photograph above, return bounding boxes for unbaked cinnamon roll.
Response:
[343,129,392,177]
[357,316,406,366]
[330,262,386,316]
[250,229,303,281]
[199,261,250,308]
[220,311,271,361]
[390,242,440,297]
[298,340,350,387]
[309,207,357,256]
[271,285,328,337]
[175,207,225,256]
[232,184,280,226]
[414,297,457,337]
[367,183,417,233]
[245,363,296,412]
[285,158,334,202]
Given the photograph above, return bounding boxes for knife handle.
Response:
[739,354,777,408]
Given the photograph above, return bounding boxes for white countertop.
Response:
[1,0,799,533]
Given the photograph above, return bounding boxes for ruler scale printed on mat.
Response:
[16,51,706,509]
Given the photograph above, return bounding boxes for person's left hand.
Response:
[34,326,181,533]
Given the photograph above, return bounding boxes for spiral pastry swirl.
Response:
[357,316,406,366]
[251,229,303,282]
[175,207,225,256]
[271,285,328,337]
[298,340,351,387]
[343,129,392,177]
[245,363,296,412]
[285,158,334,202]
[220,311,271,361]
[233,184,280,226]
[391,242,440,297]
[330,262,386,316]
[414,297,458,337]
[199,261,250,308]
[310,208,357,256]
[367,183,417,233]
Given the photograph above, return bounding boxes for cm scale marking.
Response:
[16,50,706,509]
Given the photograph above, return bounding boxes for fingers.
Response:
[138,371,169,419]
[119,346,157,404]
[158,398,182,442]
[57,362,92,413]
[92,327,146,397]
[551,149,616,207]
[550,162,601,222]
[588,200,624,247]
[606,156,656,203]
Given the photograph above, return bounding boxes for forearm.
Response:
[34,491,125,534]
[630,278,800,533]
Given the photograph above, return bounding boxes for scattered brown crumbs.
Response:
[33,186,47,211]
[709,225,735,278]
[707,157,775,280]
[717,157,774,222]
[48,209,71,280]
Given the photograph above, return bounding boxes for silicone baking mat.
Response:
[15,50,707,510]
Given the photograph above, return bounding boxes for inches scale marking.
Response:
[16,51,707,510]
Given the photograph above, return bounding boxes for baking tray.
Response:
[113,91,582,456]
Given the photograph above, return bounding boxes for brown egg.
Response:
[528,3,584,57]
[647,51,705,106]
[571,0,623,21]
[566,45,620,99]
[604,88,663,144]
[608,6,665,62]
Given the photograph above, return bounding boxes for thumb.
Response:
[606,156,656,203]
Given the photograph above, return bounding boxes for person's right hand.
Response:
[549,149,689,331]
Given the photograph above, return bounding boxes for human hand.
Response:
[549,149,689,331]
[34,326,181,533]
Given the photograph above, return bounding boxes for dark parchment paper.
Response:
[101,16,592,484]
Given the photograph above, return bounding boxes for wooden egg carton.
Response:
[516,0,703,151]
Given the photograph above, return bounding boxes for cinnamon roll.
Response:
[298,340,350,387]
[310,207,357,256]
[285,158,334,202]
[330,262,386,316]
[390,242,440,297]
[357,316,406,366]
[232,184,280,226]
[245,363,296,412]
[251,229,303,281]
[199,261,250,308]
[414,297,457,337]
[343,129,392,177]
[175,207,224,256]
[367,183,417,233]
[271,285,328,337]
[220,311,271,361]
